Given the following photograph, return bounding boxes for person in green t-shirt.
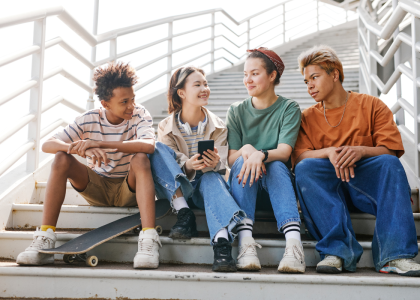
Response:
[226,47,304,273]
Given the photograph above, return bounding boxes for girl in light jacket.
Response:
[156,66,245,272]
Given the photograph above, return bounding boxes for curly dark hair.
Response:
[167,66,205,114]
[93,62,138,101]
[247,50,280,86]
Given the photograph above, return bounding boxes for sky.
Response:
[1,0,405,181]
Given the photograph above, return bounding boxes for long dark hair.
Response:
[167,66,205,114]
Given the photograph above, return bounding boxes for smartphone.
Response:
[197,140,214,160]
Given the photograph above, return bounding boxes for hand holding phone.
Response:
[198,140,214,160]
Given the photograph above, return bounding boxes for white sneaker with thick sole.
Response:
[316,255,343,274]
[236,236,262,271]
[16,228,56,265]
[133,228,162,269]
[380,258,420,277]
[278,238,306,273]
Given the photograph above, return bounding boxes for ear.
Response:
[177,89,185,99]
[270,70,277,83]
[100,100,108,109]
[333,69,340,82]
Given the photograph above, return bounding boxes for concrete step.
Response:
[1,261,419,300]
[9,204,420,237]
[1,230,419,271]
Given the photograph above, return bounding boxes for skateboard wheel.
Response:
[86,256,98,267]
[155,225,163,235]
[63,254,74,264]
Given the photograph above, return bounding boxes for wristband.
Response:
[260,149,269,162]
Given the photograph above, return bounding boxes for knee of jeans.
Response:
[231,156,244,173]
[266,160,288,173]
[295,158,315,176]
[376,154,401,169]
[155,141,175,157]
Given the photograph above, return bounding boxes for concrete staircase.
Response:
[1,25,420,300]
[152,27,360,131]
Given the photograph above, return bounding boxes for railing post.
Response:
[167,21,173,84]
[392,0,404,125]
[110,38,117,62]
[282,4,286,44]
[367,30,378,97]
[87,0,99,110]
[247,20,251,50]
[27,18,46,173]
[316,0,319,32]
[412,15,420,177]
[211,12,215,73]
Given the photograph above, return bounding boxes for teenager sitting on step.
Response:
[226,47,305,273]
[293,45,420,276]
[156,66,245,272]
[16,62,171,269]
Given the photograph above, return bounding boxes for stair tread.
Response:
[1,260,414,284]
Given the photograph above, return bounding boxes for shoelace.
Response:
[283,245,303,261]
[138,236,162,256]
[237,242,262,260]
[397,258,419,269]
[28,236,51,250]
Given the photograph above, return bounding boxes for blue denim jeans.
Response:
[148,142,245,244]
[228,156,301,231]
[294,155,418,272]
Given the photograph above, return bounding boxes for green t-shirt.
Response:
[226,95,301,168]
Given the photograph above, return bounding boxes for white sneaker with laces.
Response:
[316,255,343,273]
[16,228,56,265]
[380,258,420,277]
[278,238,306,273]
[236,236,262,271]
[133,228,162,269]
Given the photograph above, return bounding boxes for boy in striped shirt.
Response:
[16,62,162,269]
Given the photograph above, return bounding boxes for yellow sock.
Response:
[40,225,56,232]
[142,227,154,232]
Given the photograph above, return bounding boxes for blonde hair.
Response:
[298,45,344,83]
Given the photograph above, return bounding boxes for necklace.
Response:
[323,91,349,128]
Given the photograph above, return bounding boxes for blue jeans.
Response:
[148,142,245,244]
[294,155,418,272]
[228,156,301,231]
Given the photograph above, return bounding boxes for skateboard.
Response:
[38,199,172,267]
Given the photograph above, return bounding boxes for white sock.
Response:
[172,196,189,212]
[214,228,229,242]
[282,222,301,243]
[237,218,253,246]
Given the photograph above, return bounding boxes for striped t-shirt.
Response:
[177,114,206,158]
[54,106,155,178]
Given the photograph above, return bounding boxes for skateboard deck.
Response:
[39,199,171,255]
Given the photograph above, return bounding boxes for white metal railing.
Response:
[0,1,353,177]
[357,0,420,177]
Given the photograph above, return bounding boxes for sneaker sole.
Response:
[168,230,198,240]
[278,265,306,274]
[212,264,237,272]
[379,266,420,277]
[133,262,159,269]
[316,265,342,274]
[16,254,54,266]
[236,263,261,271]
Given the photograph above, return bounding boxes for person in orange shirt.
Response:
[292,45,420,276]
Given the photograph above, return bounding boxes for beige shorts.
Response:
[75,166,137,207]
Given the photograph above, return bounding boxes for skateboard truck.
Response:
[63,253,98,267]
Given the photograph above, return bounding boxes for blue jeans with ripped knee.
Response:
[148,142,245,244]
[294,155,418,272]
[228,156,301,231]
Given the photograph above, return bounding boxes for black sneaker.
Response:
[212,238,237,272]
[168,208,198,239]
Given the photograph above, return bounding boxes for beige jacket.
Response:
[158,107,229,180]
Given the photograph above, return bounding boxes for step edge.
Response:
[1,266,419,287]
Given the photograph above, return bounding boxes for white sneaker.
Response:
[316,255,343,273]
[278,238,306,273]
[16,228,56,265]
[133,229,162,269]
[236,236,262,271]
[380,258,420,277]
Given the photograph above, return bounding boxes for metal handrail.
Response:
[357,0,420,178]
[0,0,352,177]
